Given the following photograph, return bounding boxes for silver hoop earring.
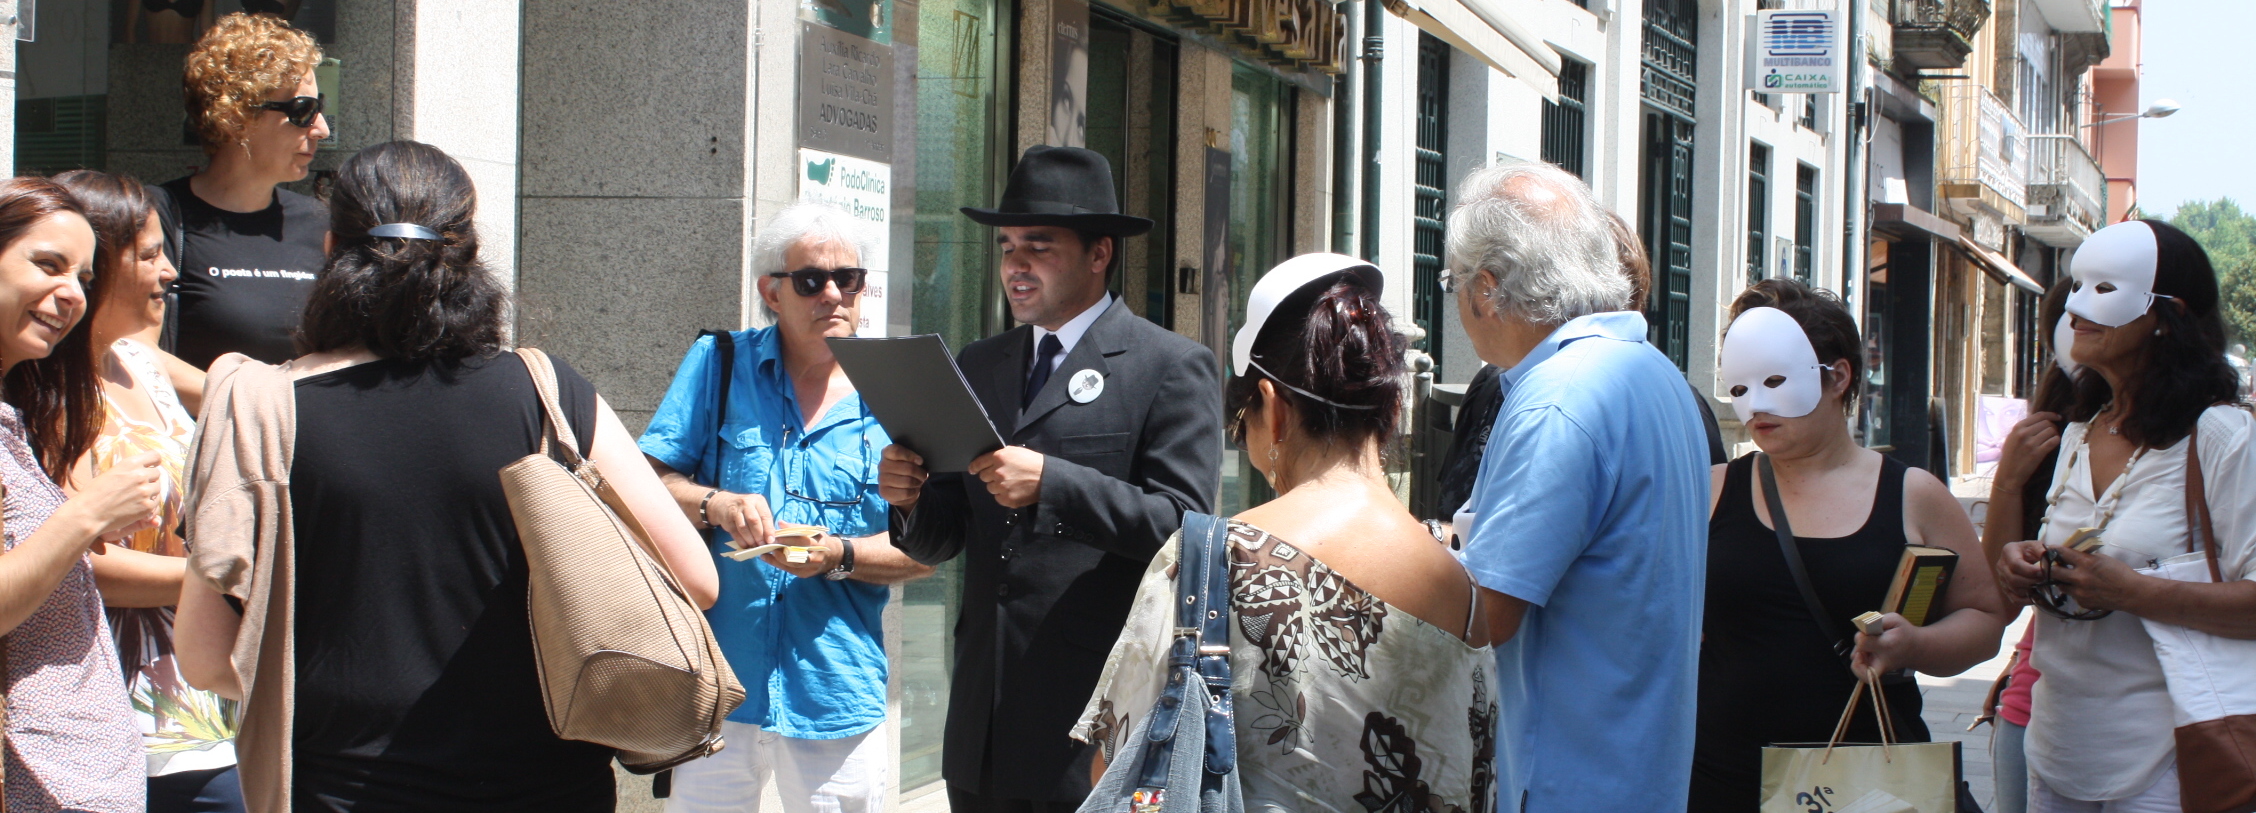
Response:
[1267,447,1280,464]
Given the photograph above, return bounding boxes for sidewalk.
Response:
[1916,610,2030,811]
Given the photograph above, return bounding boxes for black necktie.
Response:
[1024,334,1063,409]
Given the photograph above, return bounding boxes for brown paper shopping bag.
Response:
[1760,674,1964,813]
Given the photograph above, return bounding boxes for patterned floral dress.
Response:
[1074,520,1498,813]
[86,338,236,776]
[0,402,144,812]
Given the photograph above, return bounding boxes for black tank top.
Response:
[289,354,615,812]
[1687,453,1931,812]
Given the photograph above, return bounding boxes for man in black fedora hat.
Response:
[880,145,1223,811]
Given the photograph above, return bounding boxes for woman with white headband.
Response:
[1071,253,1496,810]
[1689,278,2007,811]
[1994,219,2256,812]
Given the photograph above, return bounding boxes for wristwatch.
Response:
[824,535,857,581]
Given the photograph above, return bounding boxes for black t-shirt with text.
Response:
[158,176,327,369]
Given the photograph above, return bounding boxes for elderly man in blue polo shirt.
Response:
[1447,162,1710,811]
[640,201,933,813]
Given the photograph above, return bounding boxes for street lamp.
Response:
[2082,99,2181,128]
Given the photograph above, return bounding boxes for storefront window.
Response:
[1861,239,1891,449]
[1083,12,1178,326]
[1217,62,1292,516]
[903,0,1005,794]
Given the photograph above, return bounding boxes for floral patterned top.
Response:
[1,402,144,812]
[88,338,235,775]
[1073,520,1498,813]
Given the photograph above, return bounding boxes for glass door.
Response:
[1217,62,1294,516]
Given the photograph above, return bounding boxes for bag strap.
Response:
[515,349,585,466]
[1759,454,1854,664]
[1172,512,1236,776]
[697,330,735,489]
[2185,420,2224,583]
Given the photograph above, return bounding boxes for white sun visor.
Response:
[1232,253,1385,376]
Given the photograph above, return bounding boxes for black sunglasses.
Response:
[257,95,325,128]
[2032,549,2113,621]
[767,267,869,297]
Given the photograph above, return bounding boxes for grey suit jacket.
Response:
[894,301,1223,801]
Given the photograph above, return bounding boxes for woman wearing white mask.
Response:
[1995,219,2256,813]
[1688,279,2009,812]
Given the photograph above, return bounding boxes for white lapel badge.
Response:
[1068,369,1105,404]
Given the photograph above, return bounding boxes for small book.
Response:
[1880,545,1958,626]
[721,526,826,562]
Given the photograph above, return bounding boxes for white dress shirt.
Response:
[1030,294,1113,378]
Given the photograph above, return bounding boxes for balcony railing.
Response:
[1938,82,2028,221]
[2025,135,2107,245]
[1891,0,1990,69]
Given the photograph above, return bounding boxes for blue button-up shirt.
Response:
[639,327,891,739]
[1460,311,1710,812]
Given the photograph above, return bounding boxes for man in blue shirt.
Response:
[640,202,932,813]
[1446,163,1711,811]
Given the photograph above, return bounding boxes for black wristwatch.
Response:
[824,535,857,581]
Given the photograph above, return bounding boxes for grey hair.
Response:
[1444,161,1632,326]
[750,201,877,315]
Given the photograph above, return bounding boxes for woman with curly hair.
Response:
[149,12,330,372]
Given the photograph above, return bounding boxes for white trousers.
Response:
[2029,762,2180,813]
[664,720,891,813]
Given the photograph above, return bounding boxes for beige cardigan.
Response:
[183,354,297,813]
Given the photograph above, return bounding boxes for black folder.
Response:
[826,334,1005,473]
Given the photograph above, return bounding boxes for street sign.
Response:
[1747,9,1843,94]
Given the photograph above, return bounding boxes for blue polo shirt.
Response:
[638,327,891,740]
[1460,311,1709,812]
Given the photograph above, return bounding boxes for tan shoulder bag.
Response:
[499,348,743,773]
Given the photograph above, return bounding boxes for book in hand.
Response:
[1878,545,1958,627]
[721,525,826,563]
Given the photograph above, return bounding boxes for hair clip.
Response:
[368,223,441,240]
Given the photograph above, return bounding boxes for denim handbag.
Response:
[1080,511,1244,813]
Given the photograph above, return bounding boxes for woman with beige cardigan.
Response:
[173,141,714,813]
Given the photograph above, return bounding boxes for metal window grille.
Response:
[1795,164,1818,282]
[1413,33,1450,366]
[1640,0,1698,369]
[1748,143,1770,286]
[1542,60,1590,178]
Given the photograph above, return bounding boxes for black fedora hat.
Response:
[961,146,1155,237]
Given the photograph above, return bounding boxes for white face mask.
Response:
[2053,312,2080,376]
[2065,221,2164,328]
[1720,307,1828,424]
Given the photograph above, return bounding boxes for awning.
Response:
[1382,0,1559,100]
[1954,234,2045,294]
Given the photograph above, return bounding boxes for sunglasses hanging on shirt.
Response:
[257,94,327,128]
[767,267,869,297]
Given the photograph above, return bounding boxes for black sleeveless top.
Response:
[290,354,615,812]
[1688,453,1931,812]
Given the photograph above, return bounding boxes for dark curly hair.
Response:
[0,177,105,483]
[297,141,506,361]
[2014,278,2080,534]
[1225,278,1404,450]
[1726,278,1863,417]
[2064,219,2241,448]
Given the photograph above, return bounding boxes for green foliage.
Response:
[2168,198,2256,348]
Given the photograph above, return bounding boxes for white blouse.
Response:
[2026,406,2256,800]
